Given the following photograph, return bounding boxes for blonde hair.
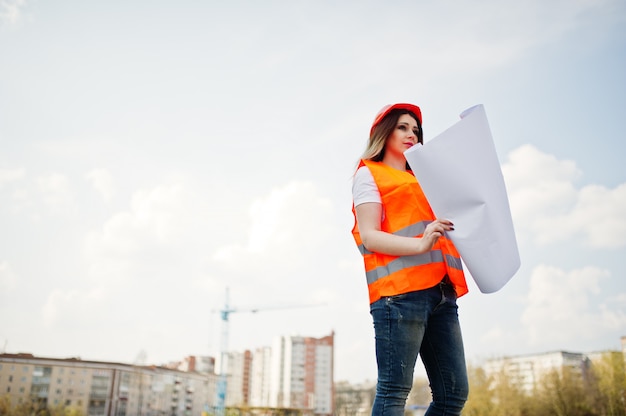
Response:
[360,109,422,162]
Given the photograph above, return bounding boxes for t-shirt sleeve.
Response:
[352,166,381,207]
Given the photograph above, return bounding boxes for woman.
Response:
[351,103,469,415]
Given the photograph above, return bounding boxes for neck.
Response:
[381,154,408,171]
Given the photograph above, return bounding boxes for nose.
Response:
[407,131,417,143]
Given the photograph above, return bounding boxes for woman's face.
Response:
[384,113,420,159]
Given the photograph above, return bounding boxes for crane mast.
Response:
[212,287,324,415]
[214,288,231,416]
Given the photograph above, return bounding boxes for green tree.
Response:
[490,367,529,416]
[0,395,11,416]
[0,396,84,416]
[588,351,626,416]
[535,366,595,416]
[463,365,495,416]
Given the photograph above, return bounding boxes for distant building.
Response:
[249,346,272,407]
[0,331,335,415]
[484,351,591,394]
[0,353,217,416]
[269,332,334,415]
[223,350,249,407]
[173,355,215,374]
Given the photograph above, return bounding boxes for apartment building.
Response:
[268,332,334,415]
[249,346,272,408]
[0,353,217,416]
[484,351,591,394]
[222,350,251,407]
[1,331,335,415]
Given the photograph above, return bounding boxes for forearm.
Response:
[360,229,428,256]
[355,202,450,257]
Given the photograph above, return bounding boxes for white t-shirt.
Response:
[352,166,381,207]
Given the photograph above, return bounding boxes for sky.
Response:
[1,0,625,384]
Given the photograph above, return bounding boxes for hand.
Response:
[419,218,454,252]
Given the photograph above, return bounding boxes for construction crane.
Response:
[213,287,325,416]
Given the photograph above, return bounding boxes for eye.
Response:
[413,129,419,136]
[398,125,406,130]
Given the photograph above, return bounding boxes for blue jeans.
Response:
[369,280,468,415]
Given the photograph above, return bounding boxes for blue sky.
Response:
[1,0,625,383]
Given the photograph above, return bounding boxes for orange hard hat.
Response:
[370,103,422,136]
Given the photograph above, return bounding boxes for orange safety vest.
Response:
[352,160,468,304]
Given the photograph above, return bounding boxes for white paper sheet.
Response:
[404,104,520,293]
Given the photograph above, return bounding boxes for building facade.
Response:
[248,346,272,408]
[484,351,590,394]
[0,353,217,416]
[268,332,334,415]
[1,331,334,415]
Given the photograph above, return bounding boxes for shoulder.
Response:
[354,165,374,183]
[352,166,381,206]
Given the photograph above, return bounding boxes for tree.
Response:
[588,351,626,416]
[535,366,595,416]
[0,395,10,416]
[0,396,84,416]
[463,365,495,416]
[489,366,529,416]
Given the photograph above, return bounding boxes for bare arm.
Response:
[355,202,454,256]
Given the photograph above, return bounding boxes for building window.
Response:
[8,375,12,382]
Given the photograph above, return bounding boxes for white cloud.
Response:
[213,181,334,268]
[0,168,25,187]
[0,169,30,215]
[503,145,626,248]
[247,181,333,253]
[503,144,580,220]
[85,168,115,203]
[84,179,207,285]
[0,261,17,293]
[41,287,105,328]
[520,264,623,346]
[384,0,624,79]
[208,180,340,312]
[549,183,626,248]
[36,172,73,211]
[0,0,25,25]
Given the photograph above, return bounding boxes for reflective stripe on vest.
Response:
[366,250,464,284]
